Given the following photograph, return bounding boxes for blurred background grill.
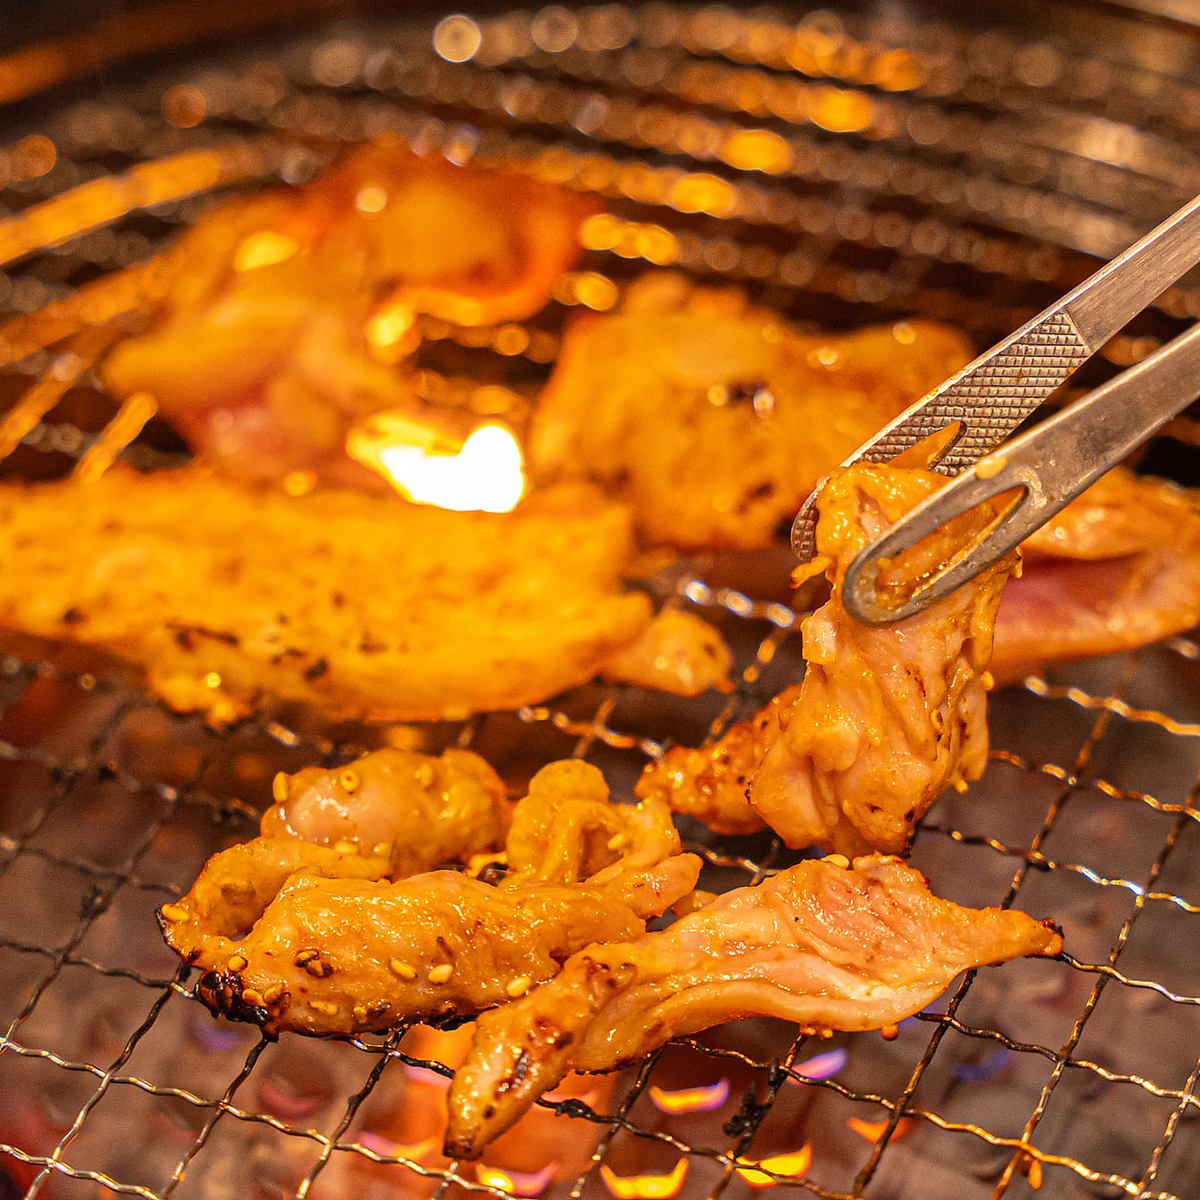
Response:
[3,3,1200,1198]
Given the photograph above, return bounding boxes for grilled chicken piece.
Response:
[346,1023,614,1199]
[635,685,798,836]
[0,467,729,725]
[102,141,594,485]
[639,463,1016,854]
[530,277,971,548]
[601,608,733,697]
[161,761,701,1035]
[162,748,508,962]
[993,468,1200,679]
[262,747,509,877]
[445,853,1061,1156]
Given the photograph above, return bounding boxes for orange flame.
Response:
[346,411,525,513]
[466,850,508,879]
[599,1158,688,1200]
[476,1163,558,1197]
[648,1079,730,1114]
[734,1146,813,1188]
[847,1116,913,1144]
[233,230,299,272]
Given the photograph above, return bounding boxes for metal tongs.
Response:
[791,192,1200,625]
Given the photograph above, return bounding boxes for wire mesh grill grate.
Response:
[2,4,1200,1198]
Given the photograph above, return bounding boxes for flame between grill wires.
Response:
[600,1158,688,1199]
[476,1163,558,1196]
[734,1146,813,1187]
[847,1116,914,1143]
[789,1047,848,1082]
[346,411,525,513]
[648,1078,730,1114]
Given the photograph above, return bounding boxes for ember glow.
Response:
[476,1163,558,1197]
[847,1116,914,1144]
[734,1146,813,1188]
[346,412,525,513]
[790,1047,847,1083]
[599,1158,688,1200]
[356,1132,439,1161]
[401,1062,451,1090]
[648,1078,730,1114]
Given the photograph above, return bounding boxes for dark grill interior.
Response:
[3,4,1200,1198]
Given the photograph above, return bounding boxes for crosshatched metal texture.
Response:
[2,4,1200,1200]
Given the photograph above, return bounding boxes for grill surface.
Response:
[3,4,1200,1199]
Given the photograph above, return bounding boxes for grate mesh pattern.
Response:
[2,4,1200,1199]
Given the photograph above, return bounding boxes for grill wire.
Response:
[3,3,1200,1198]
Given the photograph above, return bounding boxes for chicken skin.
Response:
[641,463,1016,854]
[161,761,701,1036]
[530,277,972,548]
[0,468,729,725]
[445,853,1061,1156]
[102,141,594,485]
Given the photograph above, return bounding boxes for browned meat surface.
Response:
[161,761,701,1035]
[358,1023,615,1197]
[993,468,1200,679]
[635,685,799,835]
[0,467,729,725]
[102,140,594,485]
[445,853,1061,1156]
[261,747,509,878]
[639,463,1015,854]
[530,276,972,548]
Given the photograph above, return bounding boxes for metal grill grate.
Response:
[2,4,1200,1198]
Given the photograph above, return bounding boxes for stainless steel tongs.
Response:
[790,192,1200,625]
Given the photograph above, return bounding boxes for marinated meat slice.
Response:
[601,608,734,697]
[639,467,1200,846]
[640,463,1015,854]
[530,277,972,548]
[161,761,701,1035]
[993,468,1200,679]
[0,468,729,725]
[102,140,594,485]
[444,854,1061,1156]
[635,685,799,836]
[261,747,509,878]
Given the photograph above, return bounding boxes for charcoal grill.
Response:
[3,3,1200,1198]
